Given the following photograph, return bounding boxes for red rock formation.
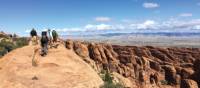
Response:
[65,40,200,88]
[181,79,198,88]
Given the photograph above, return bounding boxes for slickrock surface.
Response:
[0,44,103,88]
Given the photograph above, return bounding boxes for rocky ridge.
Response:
[66,39,200,88]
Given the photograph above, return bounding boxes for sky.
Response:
[0,0,200,36]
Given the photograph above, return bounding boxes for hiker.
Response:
[30,28,38,45]
[52,30,58,43]
[48,29,52,44]
[40,31,49,56]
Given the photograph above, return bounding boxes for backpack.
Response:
[42,31,47,36]
[41,31,49,44]
[52,30,58,38]
[41,36,48,43]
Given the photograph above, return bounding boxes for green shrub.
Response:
[0,47,7,57]
[100,70,125,88]
[0,40,15,52]
[160,80,168,85]
[15,38,29,48]
[0,37,28,57]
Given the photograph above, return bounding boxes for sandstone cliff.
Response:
[66,39,200,88]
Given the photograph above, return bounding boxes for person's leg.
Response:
[55,37,57,43]
[31,36,34,45]
[44,43,48,55]
[41,46,45,56]
[33,36,37,45]
[52,37,55,43]
[53,36,57,43]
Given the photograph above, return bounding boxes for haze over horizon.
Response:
[0,0,200,36]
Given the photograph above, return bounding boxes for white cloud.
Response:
[96,24,112,30]
[85,24,95,29]
[28,18,200,34]
[56,28,83,32]
[159,19,200,29]
[25,30,31,33]
[143,2,159,9]
[193,25,200,29]
[95,17,111,22]
[85,24,112,30]
[128,19,200,30]
[179,13,193,17]
[130,20,158,29]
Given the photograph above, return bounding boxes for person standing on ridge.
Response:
[52,30,58,43]
[40,31,49,56]
[48,29,52,44]
[30,28,38,45]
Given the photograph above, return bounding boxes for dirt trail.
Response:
[0,44,103,88]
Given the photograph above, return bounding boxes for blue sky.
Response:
[0,0,200,35]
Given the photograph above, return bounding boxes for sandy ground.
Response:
[0,43,103,88]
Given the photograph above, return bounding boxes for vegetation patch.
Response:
[99,70,124,88]
[160,80,169,85]
[0,37,29,57]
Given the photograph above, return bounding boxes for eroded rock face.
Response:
[180,68,194,79]
[66,40,200,88]
[65,39,73,49]
[149,60,161,71]
[73,41,89,58]
[181,79,199,88]
[162,65,178,85]
[192,59,200,87]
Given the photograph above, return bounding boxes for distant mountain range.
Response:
[99,32,200,37]
[62,32,200,38]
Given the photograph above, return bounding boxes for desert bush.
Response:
[160,80,169,85]
[0,47,7,57]
[100,70,124,88]
[15,38,29,48]
[0,39,15,52]
[0,37,28,57]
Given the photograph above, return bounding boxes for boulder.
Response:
[149,60,161,71]
[65,39,73,49]
[104,48,116,62]
[112,72,133,88]
[149,73,159,84]
[192,59,200,87]
[105,44,118,58]
[88,43,102,62]
[97,45,108,64]
[181,53,195,63]
[175,74,181,85]
[180,63,193,68]
[150,49,172,62]
[141,56,150,70]
[180,68,194,79]
[118,55,133,64]
[73,42,89,58]
[181,79,198,88]
[193,59,200,73]
[138,70,148,83]
[162,65,178,85]
[133,47,149,57]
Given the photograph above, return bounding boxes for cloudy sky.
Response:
[0,0,200,35]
